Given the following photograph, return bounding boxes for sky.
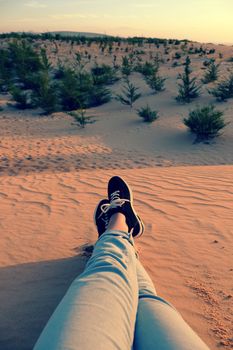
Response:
[0,0,233,44]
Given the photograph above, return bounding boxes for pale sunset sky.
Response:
[0,0,233,43]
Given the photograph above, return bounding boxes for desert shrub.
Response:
[137,61,158,77]
[145,74,166,93]
[54,62,66,80]
[209,73,233,101]
[91,64,118,85]
[172,61,179,67]
[88,85,112,107]
[59,68,111,110]
[176,56,201,103]
[20,72,44,91]
[40,48,51,71]
[137,105,159,123]
[0,49,12,91]
[208,49,215,55]
[10,86,31,109]
[121,56,132,76]
[31,71,58,114]
[75,52,88,74]
[8,40,42,84]
[116,78,141,108]
[203,60,212,67]
[142,61,166,93]
[174,52,182,59]
[69,109,96,128]
[183,105,227,142]
[59,68,91,110]
[202,60,219,84]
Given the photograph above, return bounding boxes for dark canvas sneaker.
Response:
[94,199,144,237]
[94,199,110,236]
[107,176,144,237]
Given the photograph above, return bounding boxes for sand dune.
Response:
[0,166,232,349]
[0,38,233,349]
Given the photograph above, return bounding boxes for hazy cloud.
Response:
[50,13,98,20]
[24,1,47,8]
[134,3,158,8]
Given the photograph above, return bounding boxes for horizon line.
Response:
[0,30,233,46]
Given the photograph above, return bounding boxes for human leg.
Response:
[34,176,143,350]
[133,259,210,350]
[34,213,138,350]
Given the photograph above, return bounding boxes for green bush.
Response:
[174,52,182,59]
[0,48,12,91]
[59,68,92,110]
[137,105,159,123]
[145,74,166,93]
[69,109,96,128]
[54,61,66,80]
[31,71,58,114]
[40,48,51,71]
[137,61,158,77]
[10,86,31,109]
[116,78,141,108]
[209,73,233,101]
[91,64,118,85]
[202,60,219,84]
[121,56,132,76]
[183,105,227,142]
[8,39,43,85]
[59,68,111,110]
[88,85,112,107]
[176,56,201,103]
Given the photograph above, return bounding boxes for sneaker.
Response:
[94,199,110,236]
[94,199,144,237]
[107,176,144,237]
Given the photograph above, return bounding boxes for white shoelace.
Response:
[101,213,109,229]
[98,190,130,228]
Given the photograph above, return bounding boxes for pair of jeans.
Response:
[34,230,210,350]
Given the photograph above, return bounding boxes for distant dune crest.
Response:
[48,31,109,38]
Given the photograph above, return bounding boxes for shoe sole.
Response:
[93,199,109,236]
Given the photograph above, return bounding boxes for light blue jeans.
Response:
[34,230,210,350]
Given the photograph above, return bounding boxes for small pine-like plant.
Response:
[8,39,43,85]
[40,48,51,71]
[91,64,118,85]
[142,60,166,93]
[202,60,220,84]
[59,68,90,110]
[32,71,58,114]
[145,74,166,93]
[0,48,12,92]
[139,61,158,77]
[121,56,132,76]
[116,78,141,108]
[183,105,227,142]
[10,86,31,109]
[176,56,201,103]
[88,85,112,107]
[69,109,96,128]
[209,73,233,101]
[174,52,182,59]
[137,105,159,123]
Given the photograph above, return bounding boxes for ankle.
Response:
[106,212,129,232]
